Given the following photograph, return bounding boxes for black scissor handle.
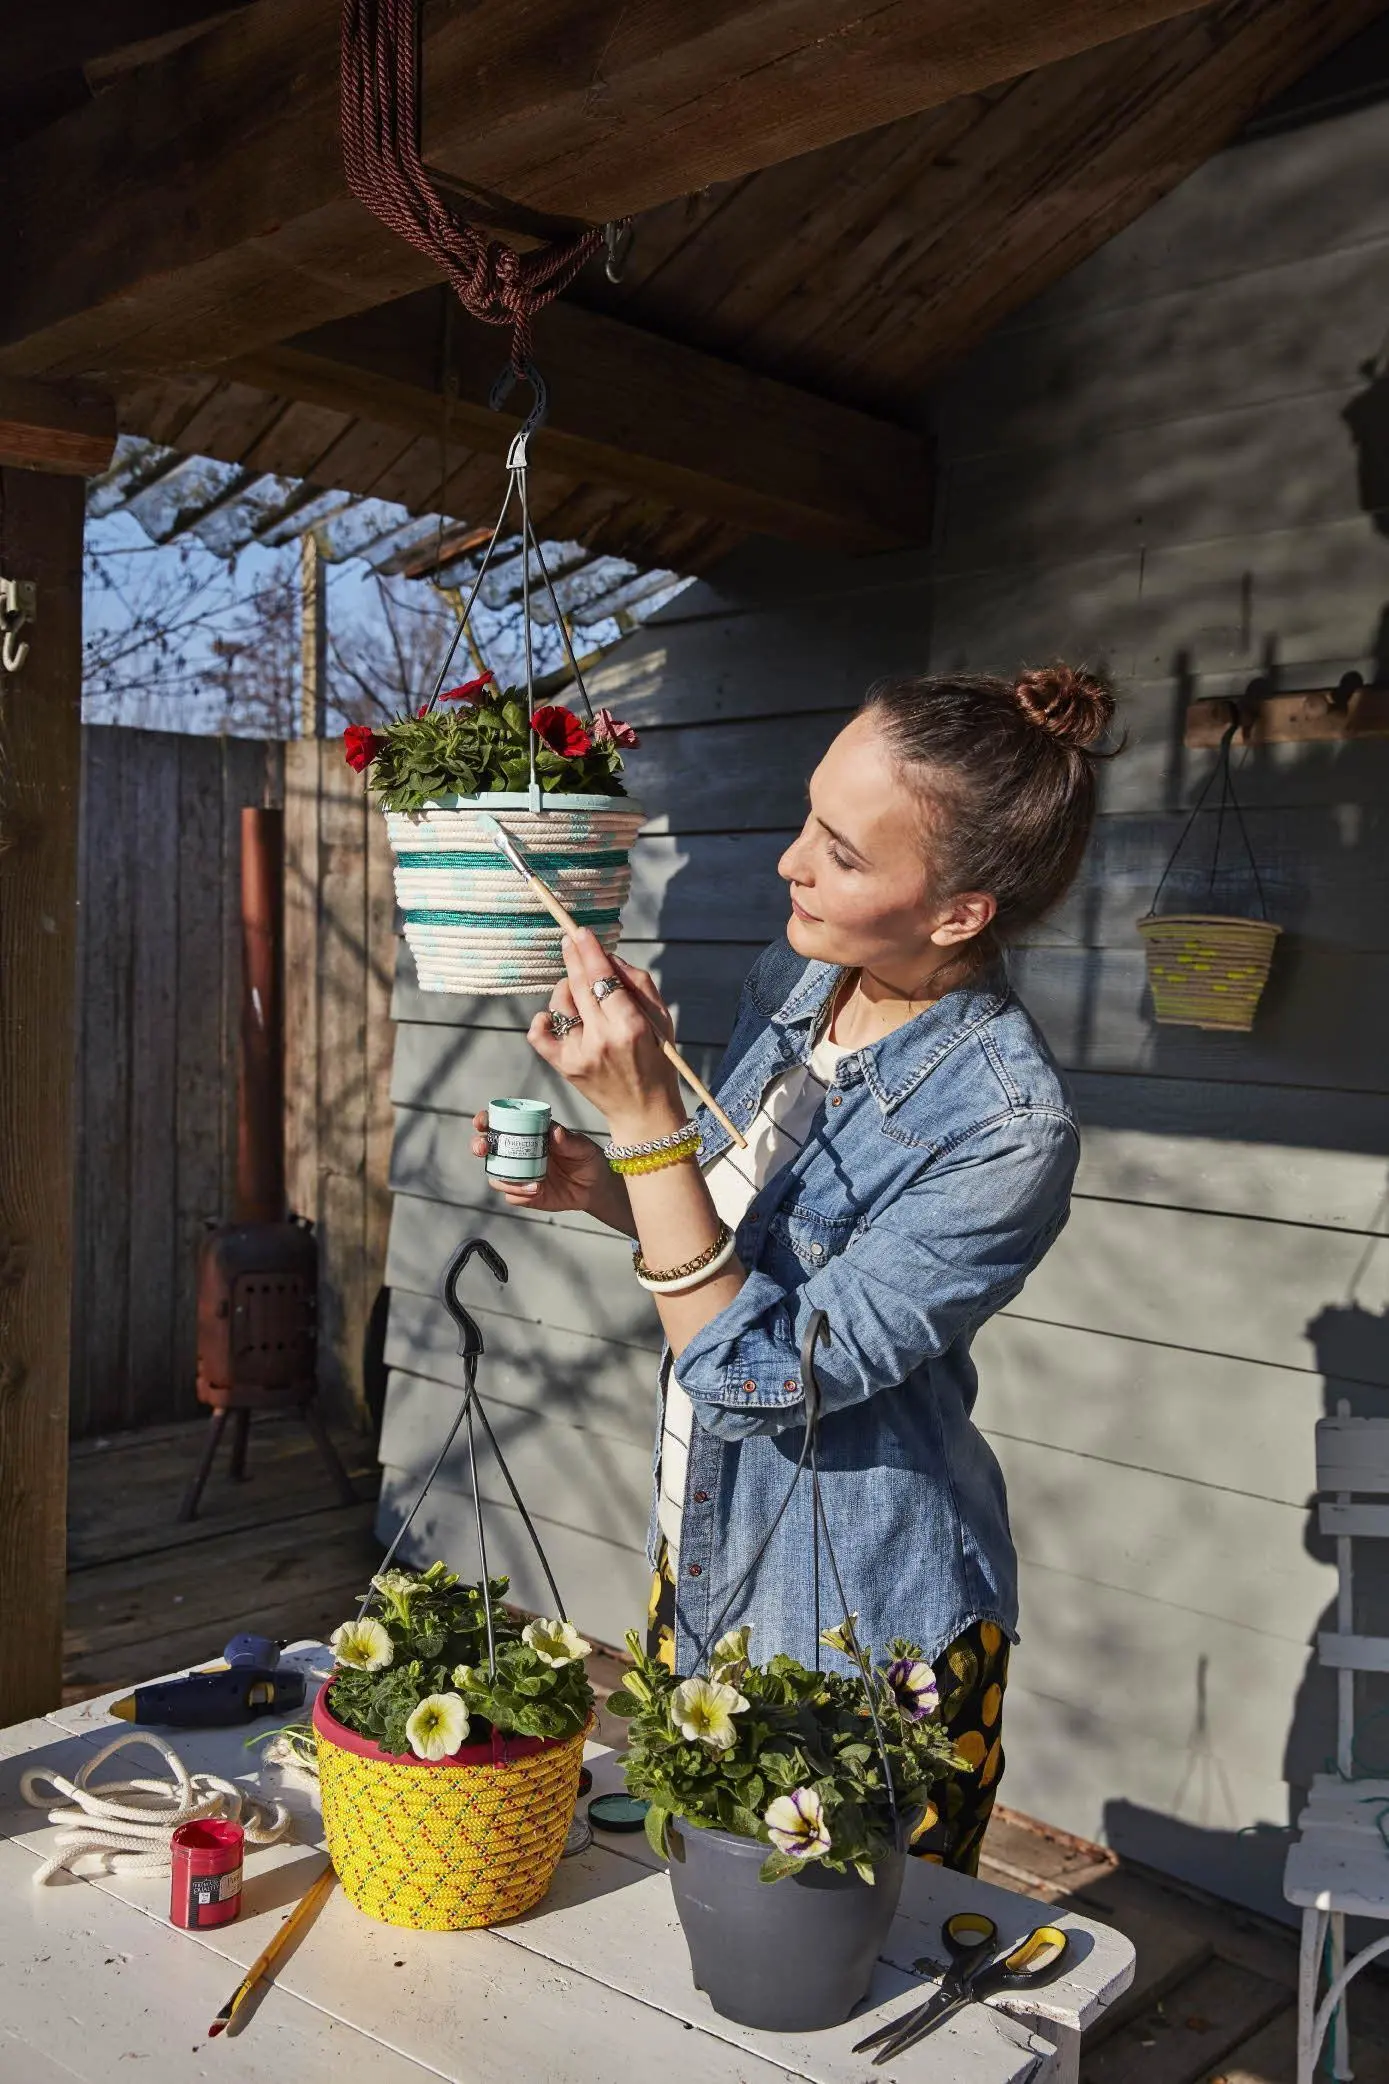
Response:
[441,1236,509,1361]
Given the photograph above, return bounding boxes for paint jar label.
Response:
[487,1131,547,1159]
[189,1866,242,1925]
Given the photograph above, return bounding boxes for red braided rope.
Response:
[341,0,613,375]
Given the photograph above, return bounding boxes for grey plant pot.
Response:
[666,1820,905,2031]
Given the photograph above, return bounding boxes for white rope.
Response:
[19,1729,292,1885]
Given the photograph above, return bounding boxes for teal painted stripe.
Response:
[403,905,622,930]
[394,848,629,871]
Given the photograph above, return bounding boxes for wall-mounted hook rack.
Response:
[1183,672,1389,747]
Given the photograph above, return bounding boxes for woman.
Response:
[473,663,1115,1872]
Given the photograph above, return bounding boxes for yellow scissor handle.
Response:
[1001,1925,1068,1976]
[944,1910,997,1952]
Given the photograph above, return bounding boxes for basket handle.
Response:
[1148,718,1269,921]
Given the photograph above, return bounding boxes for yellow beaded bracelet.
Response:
[607,1135,701,1177]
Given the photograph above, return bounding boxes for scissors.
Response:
[852,1911,1070,2065]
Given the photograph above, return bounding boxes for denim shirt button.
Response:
[741,1379,757,1395]
[687,1563,702,1577]
[693,1489,709,1503]
[782,1380,797,1393]
[829,1093,843,1108]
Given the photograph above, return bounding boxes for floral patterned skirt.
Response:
[645,1547,1008,1876]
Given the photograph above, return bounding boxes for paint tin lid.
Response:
[588,1792,649,1833]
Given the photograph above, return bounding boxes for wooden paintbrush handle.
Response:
[519,870,748,1150]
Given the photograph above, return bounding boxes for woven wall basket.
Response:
[313,1685,588,1929]
[1136,912,1282,1032]
[386,791,646,995]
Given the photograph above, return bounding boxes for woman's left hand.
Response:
[526,930,684,1138]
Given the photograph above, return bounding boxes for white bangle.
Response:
[634,1231,740,1295]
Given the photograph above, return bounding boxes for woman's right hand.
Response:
[470,1112,636,1236]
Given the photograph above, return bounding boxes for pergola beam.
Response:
[0,375,116,477]
[0,0,1212,381]
[229,291,932,551]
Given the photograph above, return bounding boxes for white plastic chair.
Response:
[1285,1410,1389,2083]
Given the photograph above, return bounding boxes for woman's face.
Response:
[777,713,992,979]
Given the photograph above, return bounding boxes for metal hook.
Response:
[800,1310,830,1436]
[440,1236,509,1361]
[604,218,634,284]
[1,631,28,675]
[489,357,549,439]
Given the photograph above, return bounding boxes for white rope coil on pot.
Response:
[20,1728,292,1885]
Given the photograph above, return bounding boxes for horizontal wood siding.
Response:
[924,86,1389,1918]
[377,87,1389,1917]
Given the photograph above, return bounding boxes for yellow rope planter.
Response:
[1137,912,1282,1032]
[313,1686,588,1930]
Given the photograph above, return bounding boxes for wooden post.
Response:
[0,466,85,1721]
[300,532,327,741]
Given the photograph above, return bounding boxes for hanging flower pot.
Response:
[1137,721,1281,1032]
[314,1246,595,1930]
[312,1670,589,1931]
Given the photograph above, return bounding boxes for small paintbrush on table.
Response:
[477,812,748,1150]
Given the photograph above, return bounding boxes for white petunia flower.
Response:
[522,1619,593,1669]
[709,1625,753,1682]
[670,1676,749,1751]
[404,1692,470,1761]
[329,1618,394,1671]
[765,1787,831,1860]
[451,1663,475,1690]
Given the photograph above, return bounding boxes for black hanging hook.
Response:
[488,357,549,438]
[441,1236,508,1361]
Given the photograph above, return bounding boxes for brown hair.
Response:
[862,663,1118,949]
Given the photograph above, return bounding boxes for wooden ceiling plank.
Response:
[764,0,1389,408]
[238,396,354,480]
[114,371,222,449]
[305,417,421,503]
[0,0,1215,380]
[171,379,288,467]
[0,373,115,475]
[227,289,932,549]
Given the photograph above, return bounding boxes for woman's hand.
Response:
[470,1111,636,1236]
[526,930,686,1143]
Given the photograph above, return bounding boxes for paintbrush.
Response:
[207,1862,336,2038]
[477,812,748,1150]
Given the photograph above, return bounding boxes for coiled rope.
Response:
[20,1729,291,1885]
[341,0,621,375]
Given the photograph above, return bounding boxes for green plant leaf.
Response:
[644,1801,673,1861]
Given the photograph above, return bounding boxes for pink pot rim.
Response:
[313,1681,583,1769]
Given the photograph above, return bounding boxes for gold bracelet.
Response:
[633,1222,733,1286]
[607,1135,701,1177]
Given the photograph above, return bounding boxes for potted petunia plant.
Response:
[313,1562,594,1930]
[345,673,646,996]
[608,1617,965,2032]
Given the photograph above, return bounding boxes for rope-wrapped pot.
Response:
[313,1684,589,1930]
[386,792,646,995]
[1137,912,1282,1032]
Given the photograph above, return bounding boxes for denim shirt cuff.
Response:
[672,1272,808,1411]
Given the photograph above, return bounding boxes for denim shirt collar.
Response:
[773,958,1011,1112]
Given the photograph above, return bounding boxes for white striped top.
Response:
[659,1025,848,1558]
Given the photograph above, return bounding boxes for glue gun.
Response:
[109,1634,308,1728]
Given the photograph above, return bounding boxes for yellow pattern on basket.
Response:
[316,1720,587,1930]
[1137,913,1282,1033]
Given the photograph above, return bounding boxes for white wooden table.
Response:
[0,1645,1133,2083]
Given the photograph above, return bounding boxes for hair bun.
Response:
[1013,663,1114,749]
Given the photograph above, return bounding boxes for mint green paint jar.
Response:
[486,1097,551,1182]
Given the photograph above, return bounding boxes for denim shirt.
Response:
[653,939,1079,1677]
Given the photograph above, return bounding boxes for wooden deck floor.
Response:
[64,1419,1389,2083]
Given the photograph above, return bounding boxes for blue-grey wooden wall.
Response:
[379,82,1389,1917]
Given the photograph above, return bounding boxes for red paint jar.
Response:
[169,1819,244,1929]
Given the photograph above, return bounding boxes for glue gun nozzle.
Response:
[109,1694,136,1721]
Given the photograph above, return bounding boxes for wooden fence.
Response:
[70,726,393,1438]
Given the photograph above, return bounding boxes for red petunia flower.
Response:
[591,707,639,750]
[530,705,591,759]
[439,671,496,704]
[343,724,382,772]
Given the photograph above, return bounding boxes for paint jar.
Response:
[170,1818,244,1930]
[486,1098,551,1183]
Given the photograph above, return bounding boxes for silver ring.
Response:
[548,1010,583,1039]
[591,975,626,1003]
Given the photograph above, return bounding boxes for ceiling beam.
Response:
[0,376,116,476]
[227,290,931,551]
[0,0,1214,381]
